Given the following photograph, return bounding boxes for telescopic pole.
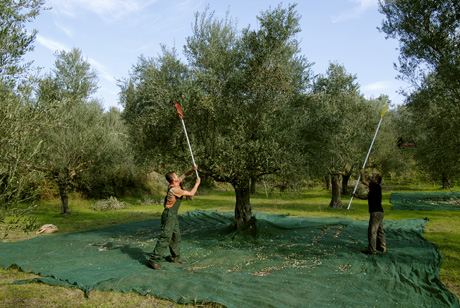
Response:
[174,102,199,178]
[347,104,388,210]
[263,177,269,198]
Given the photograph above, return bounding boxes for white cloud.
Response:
[55,22,74,38]
[36,35,70,52]
[332,0,378,23]
[362,81,393,92]
[47,0,159,23]
[174,0,203,12]
[36,35,114,84]
[88,58,116,84]
[361,81,406,105]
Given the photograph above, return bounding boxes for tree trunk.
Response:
[329,173,343,209]
[250,177,256,194]
[59,183,71,215]
[341,163,353,195]
[233,180,252,229]
[442,174,452,190]
[342,174,350,195]
[325,175,331,190]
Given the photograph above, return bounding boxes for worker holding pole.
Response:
[148,102,201,270]
[348,104,388,255]
[148,165,200,270]
[352,168,386,255]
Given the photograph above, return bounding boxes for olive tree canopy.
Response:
[121,4,312,228]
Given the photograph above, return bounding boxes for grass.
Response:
[1,184,459,307]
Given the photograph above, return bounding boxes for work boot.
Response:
[361,249,377,255]
[168,256,187,264]
[377,247,387,253]
[148,261,162,270]
[175,259,186,264]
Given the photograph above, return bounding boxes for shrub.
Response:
[91,197,127,211]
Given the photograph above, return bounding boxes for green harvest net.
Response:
[0,210,458,308]
[390,192,460,211]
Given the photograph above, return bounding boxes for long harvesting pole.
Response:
[347,104,388,210]
[263,177,269,198]
[174,102,199,178]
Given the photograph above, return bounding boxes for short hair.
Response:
[165,172,175,184]
[374,173,382,184]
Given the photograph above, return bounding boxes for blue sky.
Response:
[25,0,411,110]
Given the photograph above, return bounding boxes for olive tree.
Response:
[0,0,47,236]
[119,45,190,168]
[75,107,142,198]
[379,0,460,183]
[36,48,107,215]
[1,0,46,206]
[301,63,382,209]
[0,82,45,204]
[406,74,460,188]
[121,4,312,228]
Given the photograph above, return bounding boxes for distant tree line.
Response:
[1,1,459,233]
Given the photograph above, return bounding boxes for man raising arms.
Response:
[148,165,200,270]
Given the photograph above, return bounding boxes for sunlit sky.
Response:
[25,0,411,111]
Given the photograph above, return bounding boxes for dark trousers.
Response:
[368,212,386,253]
[149,209,181,263]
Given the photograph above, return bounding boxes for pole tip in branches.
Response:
[381,104,389,118]
[174,102,184,119]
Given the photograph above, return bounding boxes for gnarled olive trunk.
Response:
[233,180,252,229]
[329,172,343,209]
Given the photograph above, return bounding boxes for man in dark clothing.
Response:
[148,165,200,270]
[352,168,386,255]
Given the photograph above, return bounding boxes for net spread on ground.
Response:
[1,210,458,308]
[390,191,460,210]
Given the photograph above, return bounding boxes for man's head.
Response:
[165,172,177,184]
[371,173,382,184]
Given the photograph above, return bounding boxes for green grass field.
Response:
[1,185,459,307]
